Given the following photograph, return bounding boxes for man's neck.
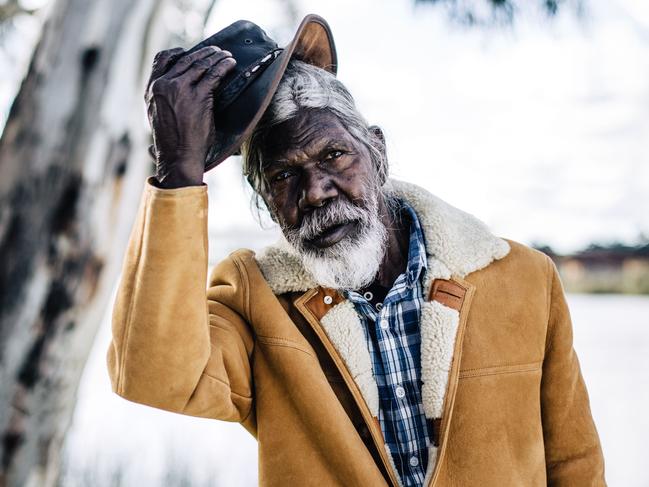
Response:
[373,197,410,289]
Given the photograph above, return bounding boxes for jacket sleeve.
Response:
[541,257,606,486]
[106,177,254,426]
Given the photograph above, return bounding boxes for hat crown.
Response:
[190,20,279,69]
[179,14,336,171]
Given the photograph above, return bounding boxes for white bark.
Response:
[0,0,172,485]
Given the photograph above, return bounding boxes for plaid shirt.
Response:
[344,200,430,487]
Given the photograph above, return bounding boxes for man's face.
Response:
[260,109,377,248]
[258,109,387,289]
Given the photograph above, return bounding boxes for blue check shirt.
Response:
[344,199,430,486]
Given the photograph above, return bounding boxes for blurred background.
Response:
[0,0,648,485]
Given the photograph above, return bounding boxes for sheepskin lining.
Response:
[319,300,379,416]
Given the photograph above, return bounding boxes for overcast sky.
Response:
[203,0,649,256]
[1,0,647,256]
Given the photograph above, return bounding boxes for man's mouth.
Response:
[306,220,358,249]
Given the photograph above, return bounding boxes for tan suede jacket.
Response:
[107,176,606,486]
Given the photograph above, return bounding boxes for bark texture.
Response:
[0,0,170,485]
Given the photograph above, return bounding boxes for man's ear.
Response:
[368,125,388,185]
[369,125,385,148]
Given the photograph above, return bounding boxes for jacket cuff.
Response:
[145,176,207,196]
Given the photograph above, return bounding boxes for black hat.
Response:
[182,14,337,172]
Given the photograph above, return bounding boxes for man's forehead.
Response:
[262,110,352,163]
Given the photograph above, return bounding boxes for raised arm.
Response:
[106,178,255,427]
[106,44,256,430]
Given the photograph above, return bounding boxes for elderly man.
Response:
[107,15,605,487]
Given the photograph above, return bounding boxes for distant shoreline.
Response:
[534,242,649,295]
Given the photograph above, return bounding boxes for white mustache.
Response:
[289,198,370,243]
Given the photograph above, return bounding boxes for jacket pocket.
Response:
[459,361,542,379]
[256,334,317,358]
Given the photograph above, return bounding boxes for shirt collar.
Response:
[400,198,428,288]
[343,198,428,300]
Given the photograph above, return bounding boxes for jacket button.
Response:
[323,295,333,305]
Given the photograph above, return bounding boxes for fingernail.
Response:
[222,50,232,56]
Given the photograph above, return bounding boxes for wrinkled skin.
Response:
[145,45,236,188]
[144,51,410,288]
[258,110,411,288]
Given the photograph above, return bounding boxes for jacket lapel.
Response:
[293,286,399,486]
[420,275,475,485]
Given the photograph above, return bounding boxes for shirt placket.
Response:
[345,198,430,486]
[379,286,427,484]
[351,284,427,485]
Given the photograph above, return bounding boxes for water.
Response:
[568,294,649,487]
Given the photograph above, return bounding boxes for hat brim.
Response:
[204,14,337,172]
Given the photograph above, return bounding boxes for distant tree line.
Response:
[534,239,649,260]
[414,0,585,26]
[534,238,649,294]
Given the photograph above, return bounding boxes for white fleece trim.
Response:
[423,446,439,486]
[255,238,318,294]
[421,256,452,299]
[420,301,460,418]
[319,301,379,416]
[384,444,404,487]
[384,179,510,278]
[254,178,510,292]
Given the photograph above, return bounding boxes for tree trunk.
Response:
[0,0,171,485]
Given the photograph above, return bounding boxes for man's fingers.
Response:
[146,47,184,94]
[164,46,225,80]
[184,51,234,84]
[197,56,237,88]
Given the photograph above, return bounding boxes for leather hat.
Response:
[182,14,337,172]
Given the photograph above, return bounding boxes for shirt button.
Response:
[379,318,389,330]
[409,456,419,467]
[395,385,406,398]
[375,302,383,311]
[323,295,333,305]
[363,291,373,301]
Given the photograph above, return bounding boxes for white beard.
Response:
[300,217,386,290]
[281,190,388,291]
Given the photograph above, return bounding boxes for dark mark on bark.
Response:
[49,174,81,236]
[17,279,72,388]
[1,431,22,471]
[105,133,131,180]
[81,46,100,73]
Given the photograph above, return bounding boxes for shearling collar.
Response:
[255,178,510,295]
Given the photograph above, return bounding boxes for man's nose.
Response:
[298,172,337,211]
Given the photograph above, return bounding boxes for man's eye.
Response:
[273,170,294,182]
[324,150,344,161]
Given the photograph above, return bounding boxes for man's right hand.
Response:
[144,46,237,189]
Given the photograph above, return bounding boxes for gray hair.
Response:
[241,60,389,209]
